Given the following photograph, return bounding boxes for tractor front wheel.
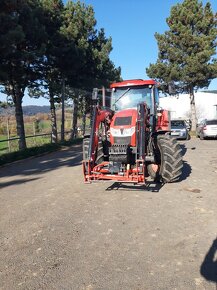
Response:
[95,140,104,164]
[83,138,90,174]
[147,135,183,183]
[83,138,90,160]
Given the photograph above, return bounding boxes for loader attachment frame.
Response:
[83,102,148,184]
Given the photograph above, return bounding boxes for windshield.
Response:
[171,120,186,127]
[111,86,153,111]
[206,120,217,125]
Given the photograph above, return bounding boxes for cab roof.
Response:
[110,79,156,88]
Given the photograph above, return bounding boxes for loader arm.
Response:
[88,106,113,162]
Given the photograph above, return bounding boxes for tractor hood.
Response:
[110,109,137,146]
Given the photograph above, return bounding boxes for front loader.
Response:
[82,79,183,184]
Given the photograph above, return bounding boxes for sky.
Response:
[1,0,217,106]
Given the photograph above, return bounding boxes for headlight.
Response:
[110,128,120,136]
[123,127,135,136]
[110,127,135,137]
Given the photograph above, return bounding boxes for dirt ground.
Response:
[0,138,216,290]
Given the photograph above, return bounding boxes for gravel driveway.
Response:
[0,139,216,290]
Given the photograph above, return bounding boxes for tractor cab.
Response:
[109,80,160,134]
[110,79,159,114]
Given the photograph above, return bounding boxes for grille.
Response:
[113,136,131,145]
[114,116,132,126]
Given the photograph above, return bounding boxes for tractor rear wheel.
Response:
[147,135,183,183]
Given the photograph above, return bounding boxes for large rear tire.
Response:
[147,135,183,183]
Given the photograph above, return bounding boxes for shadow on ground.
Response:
[200,238,217,286]
[178,160,192,182]
[0,177,41,189]
[105,158,192,191]
[177,143,192,182]
[0,145,83,180]
[200,238,217,283]
[106,181,165,192]
[179,142,197,156]
[179,143,188,156]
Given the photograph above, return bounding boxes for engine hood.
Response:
[110,109,137,146]
[111,109,138,127]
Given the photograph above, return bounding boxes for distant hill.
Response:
[0,105,50,116]
[201,90,217,94]
[22,105,50,115]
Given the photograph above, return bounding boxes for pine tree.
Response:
[61,1,121,89]
[0,0,46,149]
[35,0,65,143]
[146,0,217,131]
[60,1,121,138]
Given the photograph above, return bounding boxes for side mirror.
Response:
[156,106,163,116]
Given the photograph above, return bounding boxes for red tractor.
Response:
[82,79,183,184]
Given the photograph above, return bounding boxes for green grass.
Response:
[0,134,52,155]
[26,135,51,147]
[0,135,10,153]
[0,138,83,166]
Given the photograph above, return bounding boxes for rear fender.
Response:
[156,109,171,131]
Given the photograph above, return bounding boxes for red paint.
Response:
[110,79,156,88]
[110,108,138,146]
[156,110,170,131]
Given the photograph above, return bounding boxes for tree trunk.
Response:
[82,98,86,136]
[61,78,65,142]
[82,112,86,137]
[71,99,78,139]
[7,117,11,152]
[189,86,197,132]
[49,88,57,143]
[14,91,26,150]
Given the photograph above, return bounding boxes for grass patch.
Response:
[0,136,8,152]
[0,138,83,166]
[0,135,52,155]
